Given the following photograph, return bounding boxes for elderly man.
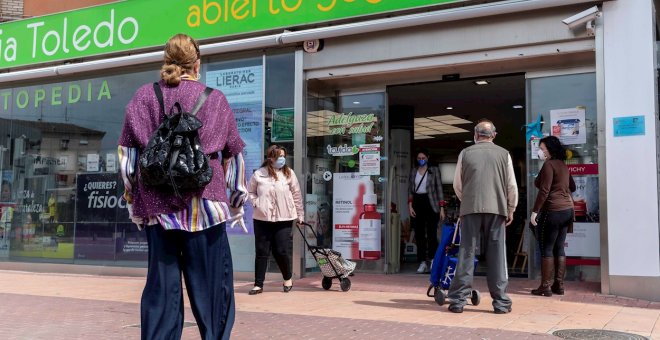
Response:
[448,120,518,314]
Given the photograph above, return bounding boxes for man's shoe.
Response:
[448,305,464,313]
[248,287,263,295]
[494,307,512,314]
[416,261,428,274]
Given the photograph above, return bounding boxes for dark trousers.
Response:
[141,223,234,340]
[539,209,573,258]
[253,219,293,288]
[412,194,439,262]
[448,213,511,311]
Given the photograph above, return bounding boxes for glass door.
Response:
[526,72,600,281]
[304,86,388,273]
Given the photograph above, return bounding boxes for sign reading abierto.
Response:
[0,0,463,69]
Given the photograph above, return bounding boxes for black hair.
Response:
[540,136,567,160]
[415,148,430,159]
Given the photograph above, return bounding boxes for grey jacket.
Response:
[453,142,518,217]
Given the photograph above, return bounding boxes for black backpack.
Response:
[139,83,214,197]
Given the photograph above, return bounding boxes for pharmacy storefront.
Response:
[0,0,658,301]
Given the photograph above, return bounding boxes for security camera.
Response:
[562,6,600,29]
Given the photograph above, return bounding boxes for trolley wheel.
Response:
[321,277,332,290]
[434,288,446,306]
[340,278,352,292]
[470,290,481,306]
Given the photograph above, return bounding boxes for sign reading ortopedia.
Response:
[0,0,462,69]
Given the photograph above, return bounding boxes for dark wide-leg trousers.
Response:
[141,223,235,340]
[447,213,512,311]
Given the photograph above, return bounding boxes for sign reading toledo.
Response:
[0,0,462,69]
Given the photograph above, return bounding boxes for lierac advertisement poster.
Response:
[206,64,264,235]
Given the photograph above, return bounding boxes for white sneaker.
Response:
[417,261,428,274]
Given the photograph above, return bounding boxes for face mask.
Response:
[418,159,427,167]
[274,156,286,169]
[537,149,547,161]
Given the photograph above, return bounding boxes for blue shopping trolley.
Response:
[426,220,481,306]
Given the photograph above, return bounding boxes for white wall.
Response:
[604,0,660,277]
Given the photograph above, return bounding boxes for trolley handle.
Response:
[295,221,321,248]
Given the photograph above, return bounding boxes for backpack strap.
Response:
[190,87,214,116]
[152,82,166,119]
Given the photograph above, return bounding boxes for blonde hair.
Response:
[160,34,200,86]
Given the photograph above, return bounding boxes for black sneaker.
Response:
[494,306,512,314]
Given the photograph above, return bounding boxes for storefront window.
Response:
[0,69,156,262]
[204,51,295,272]
[527,72,599,280]
[305,88,387,272]
[0,50,296,266]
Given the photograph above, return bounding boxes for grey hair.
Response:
[474,121,497,138]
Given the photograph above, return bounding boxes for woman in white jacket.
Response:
[248,145,304,295]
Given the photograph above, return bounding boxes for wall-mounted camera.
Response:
[303,39,324,53]
[562,6,600,34]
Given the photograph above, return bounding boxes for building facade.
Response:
[0,0,657,301]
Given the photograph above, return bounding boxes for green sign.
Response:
[272,108,295,142]
[0,0,463,69]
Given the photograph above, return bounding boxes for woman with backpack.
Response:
[118,34,246,340]
[247,145,304,295]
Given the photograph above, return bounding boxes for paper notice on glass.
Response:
[106,154,117,172]
[531,138,541,159]
[550,107,586,145]
[359,144,380,176]
[86,154,99,172]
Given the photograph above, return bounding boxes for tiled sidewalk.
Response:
[0,270,656,339]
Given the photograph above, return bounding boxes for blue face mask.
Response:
[418,159,427,167]
[274,156,286,169]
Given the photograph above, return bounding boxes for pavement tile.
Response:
[0,269,658,339]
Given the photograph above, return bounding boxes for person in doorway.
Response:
[448,120,518,314]
[408,149,445,274]
[248,145,304,295]
[530,136,576,296]
[118,33,247,340]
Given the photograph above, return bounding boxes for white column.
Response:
[603,0,660,300]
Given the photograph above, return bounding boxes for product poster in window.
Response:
[75,173,129,223]
[206,64,263,235]
[565,164,600,257]
[332,173,381,260]
[549,107,586,145]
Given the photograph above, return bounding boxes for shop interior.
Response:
[387,74,528,276]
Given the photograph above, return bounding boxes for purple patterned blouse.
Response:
[118,79,245,217]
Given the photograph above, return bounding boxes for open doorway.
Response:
[388,74,528,276]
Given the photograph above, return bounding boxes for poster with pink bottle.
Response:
[332,173,372,260]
